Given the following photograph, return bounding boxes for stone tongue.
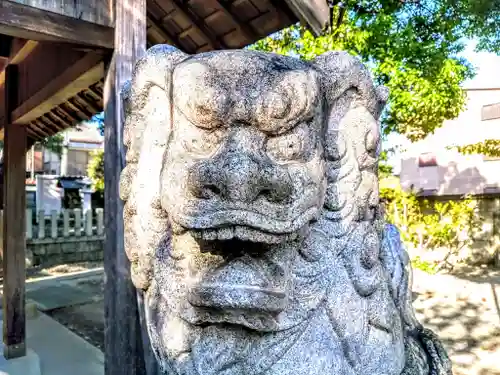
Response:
[187,254,288,312]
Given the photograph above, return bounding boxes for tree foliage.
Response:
[448,139,500,158]
[380,178,482,270]
[251,1,482,141]
[38,133,65,156]
[87,149,104,193]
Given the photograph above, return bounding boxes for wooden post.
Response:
[104,0,147,374]
[2,64,27,359]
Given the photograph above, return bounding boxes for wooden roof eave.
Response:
[0,0,331,144]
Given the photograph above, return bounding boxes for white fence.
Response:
[0,208,105,240]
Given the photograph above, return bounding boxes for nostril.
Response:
[257,187,290,203]
[258,189,272,200]
[206,184,221,196]
[198,184,221,200]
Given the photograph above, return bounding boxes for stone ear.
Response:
[122,45,189,168]
[120,45,188,290]
[312,51,387,119]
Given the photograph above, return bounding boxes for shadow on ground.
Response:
[413,268,500,375]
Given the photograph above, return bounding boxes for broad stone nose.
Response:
[188,152,293,204]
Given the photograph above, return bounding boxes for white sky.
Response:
[461,41,500,89]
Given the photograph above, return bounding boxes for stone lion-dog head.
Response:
[119,46,448,375]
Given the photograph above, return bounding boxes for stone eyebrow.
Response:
[252,70,320,135]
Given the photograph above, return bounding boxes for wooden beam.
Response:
[77,92,101,113]
[146,13,179,48]
[2,63,27,360]
[36,118,61,135]
[11,53,104,125]
[26,121,50,138]
[49,108,73,128]
[0,0,114,49]
[282,0,330,36]
[0,40,39,87]
[67,97,94,118]
[41,114,66,132]
[169,0,225,49]
[216,0,257,42]
[104,0,150,373]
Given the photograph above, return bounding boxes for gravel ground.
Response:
[47,300,105,351]
[412,266,500,375]
[45,276,105,351]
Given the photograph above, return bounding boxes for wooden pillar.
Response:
[2,64,27,359]
[103,0,147,374]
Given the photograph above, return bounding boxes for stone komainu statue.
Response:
[119,46,452,375]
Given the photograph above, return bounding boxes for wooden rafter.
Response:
[48,109,70,128]
[0,0,113,49]
[77,92,101,113]
[36,117,61,135]
[147,12,180,48]
[11,52,104,125]
[169,0,225,49]
[28,121,51,138]
[282,0,330,36]
[67,98,94,119]
[215,0,257,42]
[40,114,65,132]
[59,102,83,122]
[267,0,295,25]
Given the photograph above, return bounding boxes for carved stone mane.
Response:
[120,46,452,375]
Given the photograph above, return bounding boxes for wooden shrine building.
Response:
[0,0,330,374]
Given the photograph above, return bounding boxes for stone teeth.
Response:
[217,227,234,240]
[191,230,203,239]
[202,230,217,240]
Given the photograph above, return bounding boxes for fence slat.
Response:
[51,210,58,239]
[63,210,70,237]
[37,210,45,239]
[85,210,93,237]
[96,208,104,236]
[26,209,33,240]
[74,209,82,237]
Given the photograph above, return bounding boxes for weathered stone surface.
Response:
[120,46,452,375]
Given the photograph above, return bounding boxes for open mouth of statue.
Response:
[183,230,298,314]
[170,207,318,244]
[189,225,303,244]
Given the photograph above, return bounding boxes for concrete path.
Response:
[27,312,104,375]
[412,267,500,375]
[1,269,104,375]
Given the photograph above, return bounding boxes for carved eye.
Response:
[266,126,308,162]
